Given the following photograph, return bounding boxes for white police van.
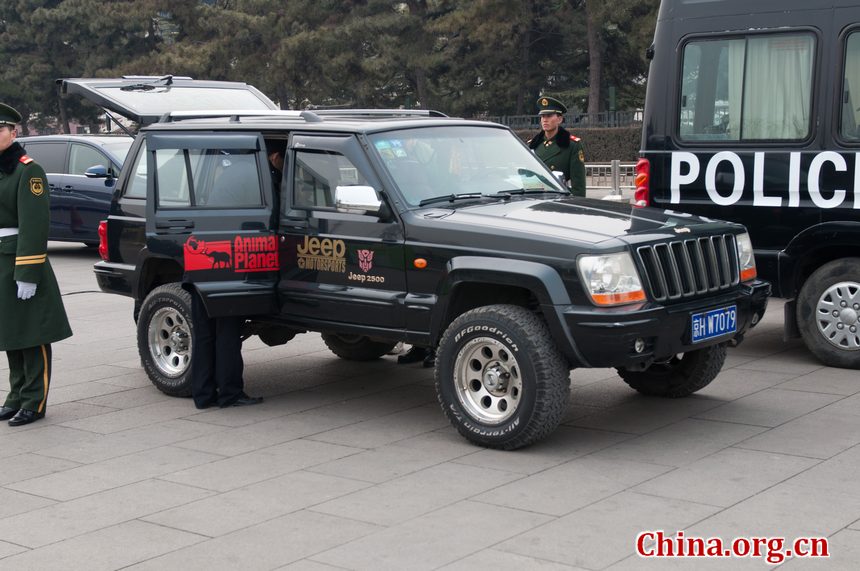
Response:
[639,0,860,368]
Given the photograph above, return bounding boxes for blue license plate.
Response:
[691,305,737,343]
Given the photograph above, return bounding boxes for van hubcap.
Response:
[815,282,860,351]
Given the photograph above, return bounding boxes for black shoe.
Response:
[222,394,263,408]
[0,406,18,421]
[194,399,218,410]
[397,346,428,364]
[422,349,436,368]
[8,409,44,427]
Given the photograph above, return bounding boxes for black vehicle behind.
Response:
[639,0,860,368]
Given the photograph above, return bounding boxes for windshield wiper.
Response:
[120,75,175,92]
[491,188,569,197]
[418,193,486,207]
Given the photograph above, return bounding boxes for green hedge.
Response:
[516,126,641,163]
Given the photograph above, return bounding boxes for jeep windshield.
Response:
[369,126,568,207]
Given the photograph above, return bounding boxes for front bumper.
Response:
[556,280,770,368]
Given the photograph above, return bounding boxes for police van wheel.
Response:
[137,283,194,397]
[321,333,398,361]
[617,343,727,398]
[435,304,570,450]
[796,258,860,369]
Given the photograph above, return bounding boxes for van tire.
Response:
[796,258,860,369]
[137,283,194,397]
[617,343,727,397]
[321,333,398,361]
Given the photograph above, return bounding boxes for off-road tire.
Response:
[796,258,860,369]
[617,343,727,398]
[435,304,570,450]
[321,333,398,361]
[137,283,194,397]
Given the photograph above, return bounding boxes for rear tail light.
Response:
[98,220,109,261]
[634,158,650,207]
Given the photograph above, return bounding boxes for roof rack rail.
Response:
[156,108,448,124]
[159,110,306,123]
[309,109,448,118]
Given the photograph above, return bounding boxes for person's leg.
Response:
[213,316,246,407]
[8,345,51,425]
[190,291,217,409]
[1,350,25,419]
[397,345,428,364]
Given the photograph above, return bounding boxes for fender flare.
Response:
[779,221,860,298]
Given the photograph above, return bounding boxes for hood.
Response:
[419,197,737,247]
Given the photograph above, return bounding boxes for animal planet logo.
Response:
[184,237,232,270]
[357,249,374,272]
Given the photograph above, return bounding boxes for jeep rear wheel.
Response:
[435,304,570,450]
[617,343,727,398]
[137,283,193,397]
[321,333,398,361]
[796,258,860,369]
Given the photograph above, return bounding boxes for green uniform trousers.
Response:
[4,344,51,413]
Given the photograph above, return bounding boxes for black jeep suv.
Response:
[66,77,769,449]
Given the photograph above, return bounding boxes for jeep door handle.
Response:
[156,219,195,230]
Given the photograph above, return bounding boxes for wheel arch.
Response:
[780,222,860,298]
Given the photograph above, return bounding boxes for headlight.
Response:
[577,252,646,306]
[736,232,757,282]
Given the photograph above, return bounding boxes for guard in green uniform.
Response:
[0,103,72,426]
[528,96,586,196]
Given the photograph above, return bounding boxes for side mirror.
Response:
[84,165,111,178]
[335,185,382,215]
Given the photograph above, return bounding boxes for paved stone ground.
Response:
[1,243,858,570]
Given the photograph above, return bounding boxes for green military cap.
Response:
[537,96,567,115]
[0,102,22,126]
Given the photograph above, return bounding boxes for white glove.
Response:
[16,281,37,300]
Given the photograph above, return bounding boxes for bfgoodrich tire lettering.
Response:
[436,304,570,450]
[796,258,860,369]
[617,343,727,398]
[137,283,193,397]
[321,333,398,361]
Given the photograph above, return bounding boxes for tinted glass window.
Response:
[293,150,367,209]
[841,32,860,140]
[69,143,109,175]
[124,140,147,199]
[679,33,815,141]
[155,149,192,207]
[20,142,66,173]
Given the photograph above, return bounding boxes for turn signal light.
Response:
[413,258,428,269]
[634,158,650,208]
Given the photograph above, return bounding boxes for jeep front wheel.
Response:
[435,304,570,450]
[617,343,727,398]
[796,258,860,369]
[137,283,193,397]
[321,333,398,361]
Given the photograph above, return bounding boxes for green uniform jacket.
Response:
[0,142,72,350]
[528,127,586,196]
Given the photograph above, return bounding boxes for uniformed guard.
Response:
[528,96,586,196]
[0,103,72,426]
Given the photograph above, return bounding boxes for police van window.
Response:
[293,149,368,210]
[679,33,814,141]
[841,32,860,140]
[123,140,147,199]
[155,148,192,207]
[69,143,107,176]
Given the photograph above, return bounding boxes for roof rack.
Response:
[158,108,449,124]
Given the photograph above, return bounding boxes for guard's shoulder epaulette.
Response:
[19,155,33,164]
[570,135,581,142]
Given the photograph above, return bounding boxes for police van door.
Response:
[146,132,279,317]
[278,134,406,332]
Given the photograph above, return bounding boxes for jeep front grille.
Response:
[636,235,739,302]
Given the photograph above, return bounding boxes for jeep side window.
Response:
[155,148,192,207]
[841,31,860,140]
[293,149,368,210]
[124,140,147,199]
[196,149,263,208]
[679,33,815,141]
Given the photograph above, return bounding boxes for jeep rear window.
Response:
[369,126,563,206]
[841,31,860,140]
[679,33,815,141]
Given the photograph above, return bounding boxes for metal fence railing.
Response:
[485,110,643,130]
[585,160,636,202]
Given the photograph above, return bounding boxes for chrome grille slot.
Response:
[637,234,740,302]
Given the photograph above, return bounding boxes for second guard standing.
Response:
[528,96,586,196]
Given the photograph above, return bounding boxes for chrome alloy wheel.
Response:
[147,306,192,377]
[454,336,523,424]
[815,281,860,351]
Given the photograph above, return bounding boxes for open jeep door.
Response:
[58,76,278,126]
